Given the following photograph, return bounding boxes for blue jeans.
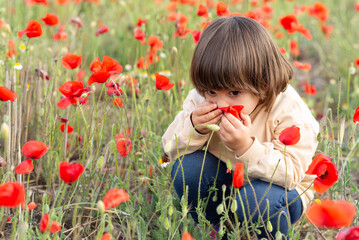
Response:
[171,150,303,239]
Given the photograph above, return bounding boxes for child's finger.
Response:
[240,113,252,127]
[220,114,236,132]
[223,112,241,128]
[196,103,218,115]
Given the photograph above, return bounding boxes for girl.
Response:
[162,16,319,239]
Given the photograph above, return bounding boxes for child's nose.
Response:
[216,98,228,108]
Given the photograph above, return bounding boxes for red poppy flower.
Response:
[89,56,123,85]
[293,61,312,71]
[18,20,42,38]
[0,86,18,102]
[304,83,317,96]
[216,2,230,16]
[182,232,195,240]
[192,30,201,44]
[27,201,37,210]
[147,35,163,51]
[289,39,300,57]
[336,226,359,240]
[95,25,109,36]
[60,123,74,133]
[25,0,49,6]
[353,106,359,125]
[137,57,149,69]
[305,199,356,228]
[279,47,286,54]
[101,233,112,240]
[306,153,338,193]
[57,81,90,109]
[6,39,16,58]
[35,68,50,80]
[22,140,49,159]
[136,18,147,27]
[113,98,123,107]
[106,81,123,96]
[134,27,146,45]
[39,213,61,233]
[279,125,300,145]
[71,17,82,28]
[308,2,329,22]
[116,133,132,157]
[53,25,68,41]
[219,105,244,120]
[232,163,244,188]
[279,14,299,33]
[49,221,61,233]
[59,161,84,184]
[39,213,49,232]
[40,13,59,26]
[197,4,209,18]
[0,182,25,208]
[103,188,130,210]
[62,53,82,70]
[155,73,174,90]
[14,159,34,175]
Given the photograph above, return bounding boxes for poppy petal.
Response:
[57,97,73,109]
[306,200,356,228]
[0,86,18,102]
[14,159,34,175]
[103,188,130,210]
[0,182,26,208]
[59,161,84,184]
[22,141,49,159]
[233,163,244,188]
[278,125,301,145]
[39,213,49,232]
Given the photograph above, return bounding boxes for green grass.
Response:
[0,0,358,239]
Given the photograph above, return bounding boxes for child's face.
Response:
[204,89,260,115]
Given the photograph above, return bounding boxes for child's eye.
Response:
[207,90,216,96]
[229,91,241,96]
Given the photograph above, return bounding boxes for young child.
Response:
[162,16,319,239]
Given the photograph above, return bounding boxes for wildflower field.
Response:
[0,0,359,239]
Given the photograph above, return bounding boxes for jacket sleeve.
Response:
[162,89,210,160]
[236,119,319,190]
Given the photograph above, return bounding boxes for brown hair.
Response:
[190,16,293,111]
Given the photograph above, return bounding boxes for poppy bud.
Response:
[1,122,9,139]
[205,124,220,131]
[267,221,273,232]
[97,200,105,214]
[216,203,224,214]
[230,200,237,213]
[212,193,217,202]
[275,232,283,240]
[164,217,170,230]
[168,205,173,216]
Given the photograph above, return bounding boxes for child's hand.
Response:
[219,112,254,156]
[191,102,223,134]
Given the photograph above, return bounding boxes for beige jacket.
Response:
[162,85,319,211]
